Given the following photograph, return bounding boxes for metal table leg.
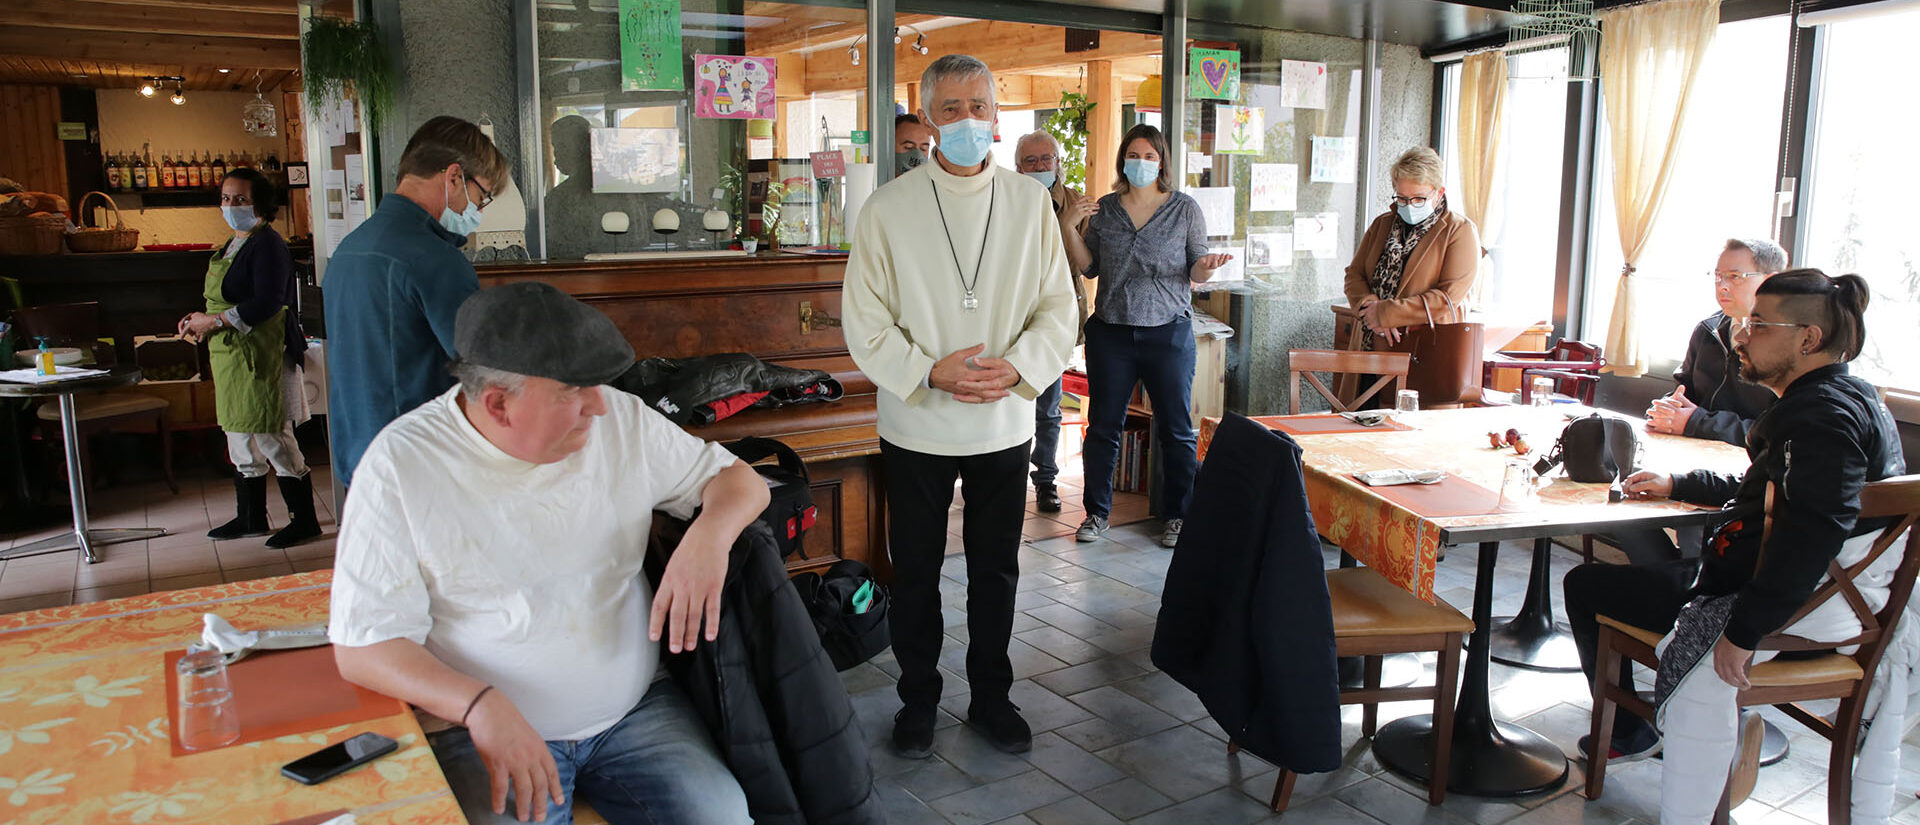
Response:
[0,393,164,563]
[1489,538,1581,672]
[1374,541,1570,797]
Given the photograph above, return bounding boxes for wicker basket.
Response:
[66,191,139,253]
[0,212,67,256]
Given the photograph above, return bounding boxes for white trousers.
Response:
[227,420,308,479]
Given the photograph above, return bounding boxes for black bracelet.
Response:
[460,685,494,727]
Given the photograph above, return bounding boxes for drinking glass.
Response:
[1498,458,1539,511]
[1530,376,1555,407]
[176,648,240,751]
[1395,389,1420,414]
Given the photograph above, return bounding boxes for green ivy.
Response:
[302,16,395,128]
[1042,91,1095,191]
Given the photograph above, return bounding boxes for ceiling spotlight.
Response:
[893,27,903,45]
[217,68,230,74]
[170,82,186,105]
[913,34,929,55]
[138,79,156,97]
[847,45,860,66]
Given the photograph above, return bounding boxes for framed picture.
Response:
[284,162,311,189]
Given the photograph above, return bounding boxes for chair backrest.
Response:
[1548,339,1605,368]
[1758,476,1920,670]
[1287,349,1412,414]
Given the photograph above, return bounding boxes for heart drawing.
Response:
[1200,57,1231,94]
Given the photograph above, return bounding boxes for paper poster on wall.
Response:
[591,127,681,193]
[343,154,368,227]
[1215,105,1264,155]
[1310,136,1356,184]
[1189,187,1236,237]
[1187,152,1209,172]
[1188,47,1240,100]
[619,0,684,92]
[1280,60,1328,109]
[323,169,347,257]
[1249,163,1296,213]
[1294,213,1340,259]
[694,55,775,119]
[1204,243,1245,283]
[1247,232,1293,268]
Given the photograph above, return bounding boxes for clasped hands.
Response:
[1354,297,1401,345]
[931,344,1022,404]
[1645,385,1698,435]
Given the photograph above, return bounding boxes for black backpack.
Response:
[723,437,817,560]
[792,560,892,671]
[1534,413,1642,484]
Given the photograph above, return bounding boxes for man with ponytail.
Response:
[1563,269,1905,822]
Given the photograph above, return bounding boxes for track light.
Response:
[170,82,186,105]
[847,45,860,66]
[139,79,156,97]
[914,35,929,55]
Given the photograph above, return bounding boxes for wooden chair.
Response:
[1482,339,1604,405]
[1235,566,1472,811]
[1584,475,1920,824]
[1287,349,1412,414]
[11,303,176,494]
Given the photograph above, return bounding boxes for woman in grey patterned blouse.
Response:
[1058,124,1234,549]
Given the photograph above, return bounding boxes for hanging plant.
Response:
[1042,91,1095,191]
[302,16,396,126]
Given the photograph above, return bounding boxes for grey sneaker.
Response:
[1161,518,1183,548]
[1075,515,1109,542]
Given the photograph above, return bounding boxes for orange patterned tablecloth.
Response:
[1198,407,1750,603]
[0,570,464,825]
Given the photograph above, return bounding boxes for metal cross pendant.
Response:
[962,293,979,312]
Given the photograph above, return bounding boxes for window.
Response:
[1441,47,1571,327]
[1801,8,1920,390]
[1583,16,1790,367]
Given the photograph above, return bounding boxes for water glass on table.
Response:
[1395,389,1420,414]
[176,648,241,751]
[1497,458,1539,511]
[1530,376,1555,407]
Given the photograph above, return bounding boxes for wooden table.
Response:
[0,571,463,824]
[1199,406,1749,797]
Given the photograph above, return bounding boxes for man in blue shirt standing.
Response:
[325,116,509,486]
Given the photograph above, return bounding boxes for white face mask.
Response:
[439,175,485,237]
[221,205,259,233]
[1024,169,1057,190]
[1396,201,1436,225]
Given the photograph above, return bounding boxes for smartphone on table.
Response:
[281,732,399,785]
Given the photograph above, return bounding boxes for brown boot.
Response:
[1727,711,1765,808]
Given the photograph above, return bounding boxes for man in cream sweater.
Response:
[843,54,1078,759]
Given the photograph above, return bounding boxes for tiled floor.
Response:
[4,446,1917,824]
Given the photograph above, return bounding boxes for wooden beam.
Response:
[742,4,943,56]
[88,0,299,13]
[1086,60,1119,198]
[0,0,298,40]
[804,20,1160,95]
[0,27,300,69]
[995,75,1032,108]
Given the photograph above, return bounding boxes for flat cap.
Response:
[454,282,635,386]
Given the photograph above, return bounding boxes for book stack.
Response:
[1115,428,1150,493]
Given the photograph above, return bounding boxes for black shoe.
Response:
[893,707,936,759]
[208,475,272,539]
[967,700,1031,753]
[1036,483,1062,513]
[265,474,322,549]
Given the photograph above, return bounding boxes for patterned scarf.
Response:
[1363,195,1447,347]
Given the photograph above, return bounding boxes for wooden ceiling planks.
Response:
[0,0,298,91]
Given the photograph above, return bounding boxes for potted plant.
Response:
[303,16,396,127]
[1042,91,1095,191]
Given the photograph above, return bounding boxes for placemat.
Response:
[165,645,406,757]
[1258,414,1416,436]
[1352,474,1504,518]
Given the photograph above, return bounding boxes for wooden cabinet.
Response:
[476,255,889,581]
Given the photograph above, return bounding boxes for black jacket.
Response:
[219,224,306,366]
[1672,364,1906,649]
[1672,312,1774,447]
[613,353,843,425]
[647,522,884,825]
[1151,413,1342,773]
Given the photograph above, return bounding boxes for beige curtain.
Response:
[1455,50,1508,307]
[1598,0,1720,376]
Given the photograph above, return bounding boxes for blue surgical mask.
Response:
[1024,169,1056,190]
[439,176,485,237]
[934,118,994,168]
[1123,158,1159,189]
[1396,200,1436,225]
[221,205,259,233]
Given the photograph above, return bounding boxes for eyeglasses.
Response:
[1709,270,1764,284]
[1019,153,1057,167]
[1730,317,1807,334]
[1390,194,1434,207]
[468,176,495,210]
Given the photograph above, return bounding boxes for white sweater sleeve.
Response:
[842,204,937,406]
[999,186,1079,400]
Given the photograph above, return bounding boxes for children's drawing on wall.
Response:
[695,55,777,120]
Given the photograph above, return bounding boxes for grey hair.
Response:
[1725,238,1788,274]
[1015,130,1061,158]
[920,54,996,110]
[448,360,528,402]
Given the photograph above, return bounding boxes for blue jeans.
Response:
[1032,377,1064,486]
[1080,316,1198,520]
[429,677,749,825]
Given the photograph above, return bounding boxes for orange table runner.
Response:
[1199,407,1749,602]
[1265,413,1415,436]
[0,571,463,825]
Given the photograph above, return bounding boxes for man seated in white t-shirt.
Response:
[329,281,768,825]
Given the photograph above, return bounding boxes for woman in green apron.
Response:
[178,168,320,548]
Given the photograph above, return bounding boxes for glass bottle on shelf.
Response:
[157,153,172,188]
[212,151,227,179]
[104,153,122,191]
[201,152,213,185]
[185,152,201,188]
[132,150,148,190]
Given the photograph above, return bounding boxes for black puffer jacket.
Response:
[1672,312,1775,447]
[1672,363,1906,649]
[614,353,844,425]
[647,522,884,825]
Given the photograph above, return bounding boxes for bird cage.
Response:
[1507,0,1600,81]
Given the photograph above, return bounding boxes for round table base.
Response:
[1,527,164,562]
[1488,617,1582,672]
[1373,714,1569,798]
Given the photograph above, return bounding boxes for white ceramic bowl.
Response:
[14,347,85,367]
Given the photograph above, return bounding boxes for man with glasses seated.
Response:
[326,116,506,488]
[1015,130,1090,513]
[1562,270,1904,819]
[1607,238,1790,566]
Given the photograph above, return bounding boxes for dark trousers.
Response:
[882,439,1030,711]
[1032,378,1063,487]
[1563,559,1698,739]
[1081,316,1198,520]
